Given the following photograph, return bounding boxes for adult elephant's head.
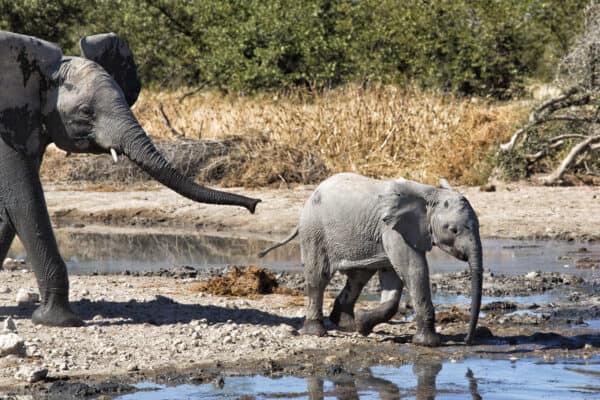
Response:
[0,31,260,212]
[382,178,483,344]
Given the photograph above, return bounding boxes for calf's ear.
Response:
[79,33,141,107]
[380,179,433,252]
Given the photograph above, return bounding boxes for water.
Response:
[116,358,600,399]
[7,227,300,274]
[7,227,600,276]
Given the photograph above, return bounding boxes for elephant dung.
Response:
[436,307,470,324]
[191,266,279,297]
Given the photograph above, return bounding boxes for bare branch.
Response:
[500,88,592,152]
[178,82,208,103]
[549,134,590,142]
[541,135,600,185]
[159,102,185,139]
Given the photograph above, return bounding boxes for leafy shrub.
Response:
[0,0,590,97]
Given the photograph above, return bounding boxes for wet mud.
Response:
[1,261,600,398]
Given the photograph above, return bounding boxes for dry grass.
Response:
[134,85,527,186]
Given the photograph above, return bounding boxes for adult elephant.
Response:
[259,173,482,346]
[0,31,260,327]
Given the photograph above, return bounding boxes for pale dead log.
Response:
[549,134,589,142]
[541,135,600,185]
[500,88,584,152]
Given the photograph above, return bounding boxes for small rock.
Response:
[0,333,25,357]
[16,288,39,305]
[80,289,90,296]
[127,363,139,372]
[479,183,496,192]
[325,355,339,364]
[0,286,11,294]
[15,366,48,383]
[3,317,16,332]
[525,271,540,279]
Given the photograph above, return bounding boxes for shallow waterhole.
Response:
[115,357,600,400]
[7,226,600,277]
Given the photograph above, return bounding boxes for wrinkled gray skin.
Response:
[260,173,482,346]
[0,31,260,327]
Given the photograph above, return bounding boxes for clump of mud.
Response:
[437,307,470,324]
[191,265,298,296]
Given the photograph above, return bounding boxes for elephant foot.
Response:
[334,312,356,332]
[301,319,327,336]
[32,293,83,327]
[355,311,376,336]
[412,330,441,347]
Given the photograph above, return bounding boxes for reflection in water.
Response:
[466,368,482,400]
[8,228,600,276]
[117,357,600,399]
[8,228,301,273]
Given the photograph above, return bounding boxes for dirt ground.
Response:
[1,182,600,397]
[43,181,600,240]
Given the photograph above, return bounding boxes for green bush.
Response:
[0,0,590,97]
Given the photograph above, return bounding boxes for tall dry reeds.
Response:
[133,85,525,187]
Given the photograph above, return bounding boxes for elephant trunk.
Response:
[465,234,483,345]
[119,127,260,213]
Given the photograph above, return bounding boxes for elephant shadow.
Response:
[2,296,303,328]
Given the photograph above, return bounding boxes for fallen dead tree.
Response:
[500,2,600,185]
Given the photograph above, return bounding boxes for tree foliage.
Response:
[0,0,590,96]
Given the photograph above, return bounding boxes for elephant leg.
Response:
[355,267,403,336]
[0,220,15,265]
[413,360,443,400]
[0,144,82,326]
[0,153,43,265]
[329,269,375,331]
[301,243,330,336]
[383,229,439,346]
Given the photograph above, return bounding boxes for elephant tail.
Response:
[258,227,299,258]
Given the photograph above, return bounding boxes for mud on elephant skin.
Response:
[260,173,483,346]
[0,31,260,327]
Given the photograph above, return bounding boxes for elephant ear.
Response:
[380,179,433,252]
[79,33,141,107]
[0,31,62,154]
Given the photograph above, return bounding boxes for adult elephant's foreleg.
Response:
[0,220,15,265]
[329,269,375,331]
[0,154,43,265]
[1,145,82,326]
[355,268,403,335]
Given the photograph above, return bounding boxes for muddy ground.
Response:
[0,182,599,397]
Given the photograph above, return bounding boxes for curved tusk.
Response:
[110,148,118,163]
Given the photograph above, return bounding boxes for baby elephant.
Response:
[259,173,483,346]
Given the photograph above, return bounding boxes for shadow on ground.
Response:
[1,295,302,328]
